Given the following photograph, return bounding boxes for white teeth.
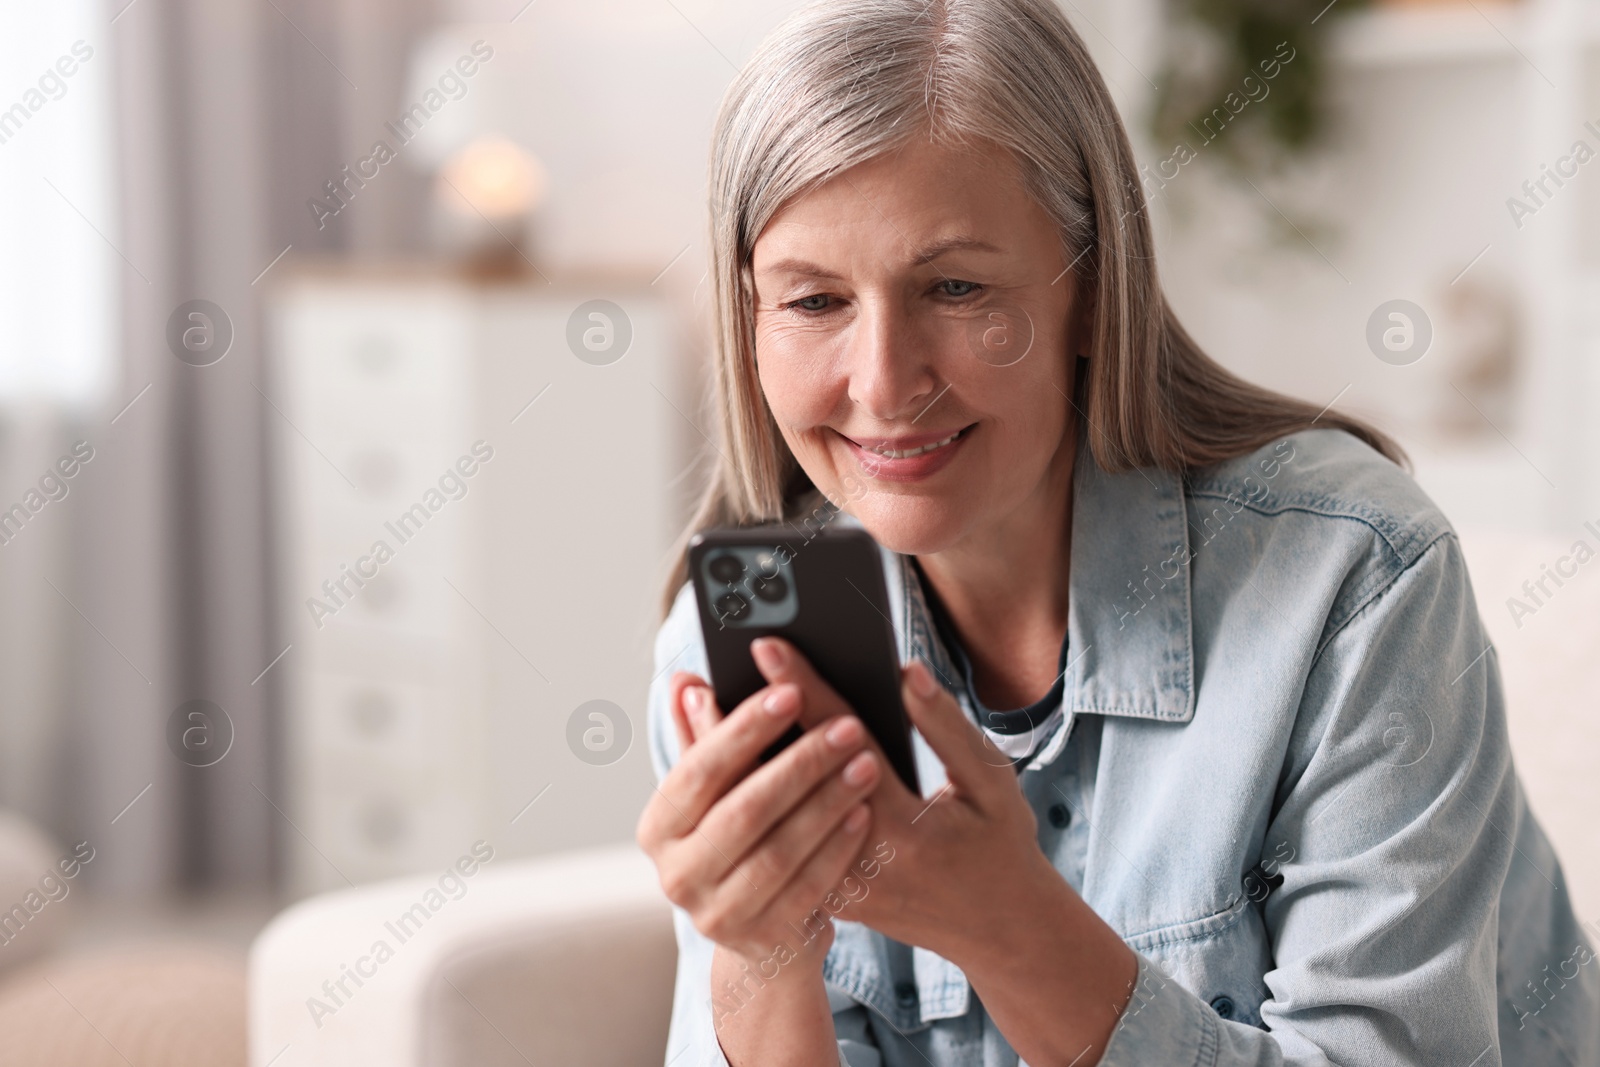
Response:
[870,428,963,459]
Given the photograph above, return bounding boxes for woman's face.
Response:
[750,135,1088,557]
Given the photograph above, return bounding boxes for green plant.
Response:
[1148,0,1371,178]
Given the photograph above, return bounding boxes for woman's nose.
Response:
[845,302,938,422]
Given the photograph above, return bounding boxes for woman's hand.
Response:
[637,669,888,1065]
[744,637,1140,1065]
[635,668,883,966]
[739,637,1052,961]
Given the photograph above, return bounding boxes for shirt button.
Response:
[894,982,917,1009]
[1210,995,1236,1020]
[1047,803,1072,829]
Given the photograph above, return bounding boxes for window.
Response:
[0,1,116,410]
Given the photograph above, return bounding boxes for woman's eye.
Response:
[937,279,982,298]
[786,294,832,313]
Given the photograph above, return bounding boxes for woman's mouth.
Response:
[839,424,975,482]
[866,428,965,458]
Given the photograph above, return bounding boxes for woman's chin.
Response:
[847,494,971,557]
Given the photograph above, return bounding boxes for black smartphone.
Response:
[687,524,920,793]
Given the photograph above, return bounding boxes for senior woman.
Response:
[633,1,1599,1064]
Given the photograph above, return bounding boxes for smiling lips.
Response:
[840,424,974,481]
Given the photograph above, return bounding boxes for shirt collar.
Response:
[1062,439,1197,723]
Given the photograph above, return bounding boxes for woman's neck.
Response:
[915,437,1075,711]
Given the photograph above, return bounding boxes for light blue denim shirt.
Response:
[646,428,1600,1067]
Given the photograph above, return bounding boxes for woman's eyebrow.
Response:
[756,258,846,280]
[756,236,1003,280]
[909,235,1003,264]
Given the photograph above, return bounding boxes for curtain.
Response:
[0,0,436,894]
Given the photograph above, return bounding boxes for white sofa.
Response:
[248,844,677,1066]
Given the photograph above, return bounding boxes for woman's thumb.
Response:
[901,660,1016,798]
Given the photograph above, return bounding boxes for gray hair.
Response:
[665,0,1399,614]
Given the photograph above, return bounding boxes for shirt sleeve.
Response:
[647,583,876,1067]
[1098,533,1516,1066]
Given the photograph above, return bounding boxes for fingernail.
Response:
[751,638,787,674]
[684,686,706,714]
[909,659,939,699]
[825,716,862,749]
[843,804,870,832]
[762,685,798,717]
[842,751,876,788]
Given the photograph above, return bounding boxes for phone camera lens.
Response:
[750,572,788,603]
[714,591,750,621]
[709,554,745,585]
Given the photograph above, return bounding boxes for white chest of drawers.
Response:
[268,267,687,895]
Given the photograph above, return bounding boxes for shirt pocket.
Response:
[1122,892,1275,1028]
[823,919,926,1034]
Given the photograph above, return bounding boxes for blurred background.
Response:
[0,0,1596,1061]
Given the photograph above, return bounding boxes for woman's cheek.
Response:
[756,329,847,428]
[753,344,842,493]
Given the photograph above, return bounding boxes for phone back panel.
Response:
[687,525,920,792]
